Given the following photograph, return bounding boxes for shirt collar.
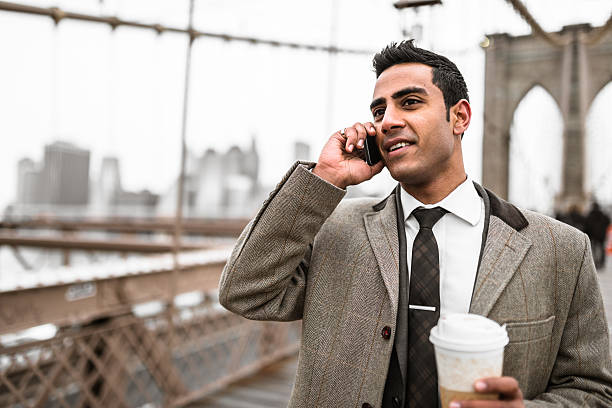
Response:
[400,177,482,226]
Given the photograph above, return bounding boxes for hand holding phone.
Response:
[364,135,382,166]
[313,122,385,189]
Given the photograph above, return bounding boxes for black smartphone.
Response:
[364,135,382,166]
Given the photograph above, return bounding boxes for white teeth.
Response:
[389,142,411,152]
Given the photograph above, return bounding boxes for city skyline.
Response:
[8,137,317,218]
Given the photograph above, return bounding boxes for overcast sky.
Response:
[1,0,610,215]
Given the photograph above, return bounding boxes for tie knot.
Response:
[412,207,447,229]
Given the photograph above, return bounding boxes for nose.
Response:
[380,106,405,134]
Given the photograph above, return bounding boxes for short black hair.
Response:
[372,40,469,120]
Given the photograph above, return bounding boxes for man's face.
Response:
[370,63,463,187]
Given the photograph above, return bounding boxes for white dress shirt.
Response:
[400,177,485,315]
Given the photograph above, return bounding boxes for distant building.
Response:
[15,141,90,206]
[43,141,90,205]
[192,148,225,216]
[196,137,262,217]
[92,156,159,217]
[98,157,122,204]
[16,158,41,204]
[159,136,264,218]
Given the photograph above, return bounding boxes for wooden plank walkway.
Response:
[190,255,612,407]
[188,355,297,407]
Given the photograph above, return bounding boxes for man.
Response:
[585,201,611,269]
[219,41,612,407]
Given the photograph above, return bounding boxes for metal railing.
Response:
[0,294,300,407]
[0,251,301,407]
[0,217,250,237]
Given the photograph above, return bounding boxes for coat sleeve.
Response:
[526,233,612,407]
[218,162,346,321]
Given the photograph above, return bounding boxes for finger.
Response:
[344,126,359,153]
[450,400,512,408]
[475,377,522,400]
[352,122,368,149]
[330,130,346,156]
[364,122,377,136]
[333,128,347,141]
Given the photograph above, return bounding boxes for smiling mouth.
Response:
[388,142,414,152]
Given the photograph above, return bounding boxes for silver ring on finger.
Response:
[340,128,346,137]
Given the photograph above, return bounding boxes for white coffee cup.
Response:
[429,313,509,408]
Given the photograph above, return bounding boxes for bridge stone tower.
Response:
[482,22,612,210]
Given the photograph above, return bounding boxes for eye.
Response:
[402,98,421,107]
[372,107,385,119]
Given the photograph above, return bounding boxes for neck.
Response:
[400,171,467,204]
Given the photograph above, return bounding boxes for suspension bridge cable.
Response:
[0,1,374,55]
[504,0,567,46]
[584,11,612,45]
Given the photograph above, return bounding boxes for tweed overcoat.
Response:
[219,162,612,407]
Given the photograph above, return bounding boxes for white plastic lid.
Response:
[429,313,509,352]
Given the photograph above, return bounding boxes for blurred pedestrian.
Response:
[566,204,586,231]
[585,201,610,269]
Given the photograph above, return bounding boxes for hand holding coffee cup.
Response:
[429,313,509,408]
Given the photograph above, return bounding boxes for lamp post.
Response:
[394,1,442,42]
[393,0,442,9]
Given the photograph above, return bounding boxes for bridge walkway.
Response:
[189,354,297,407]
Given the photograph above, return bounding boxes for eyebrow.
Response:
[370,86,429,111]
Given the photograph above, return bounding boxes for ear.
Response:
[451,99,471,136]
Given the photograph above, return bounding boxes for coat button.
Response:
[362,404,373,408]
[392,396,401,407]
[381,325,392,340]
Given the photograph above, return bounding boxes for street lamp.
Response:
[394,1,442,41]
[393,0,442,9]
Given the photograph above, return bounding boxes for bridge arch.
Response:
[482,23,612,209]
[586,81,612,204]
[508,85,563,214]
[508,82,562,126]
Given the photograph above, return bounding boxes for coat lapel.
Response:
[469,215,532,316]
[363,194,400,314]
